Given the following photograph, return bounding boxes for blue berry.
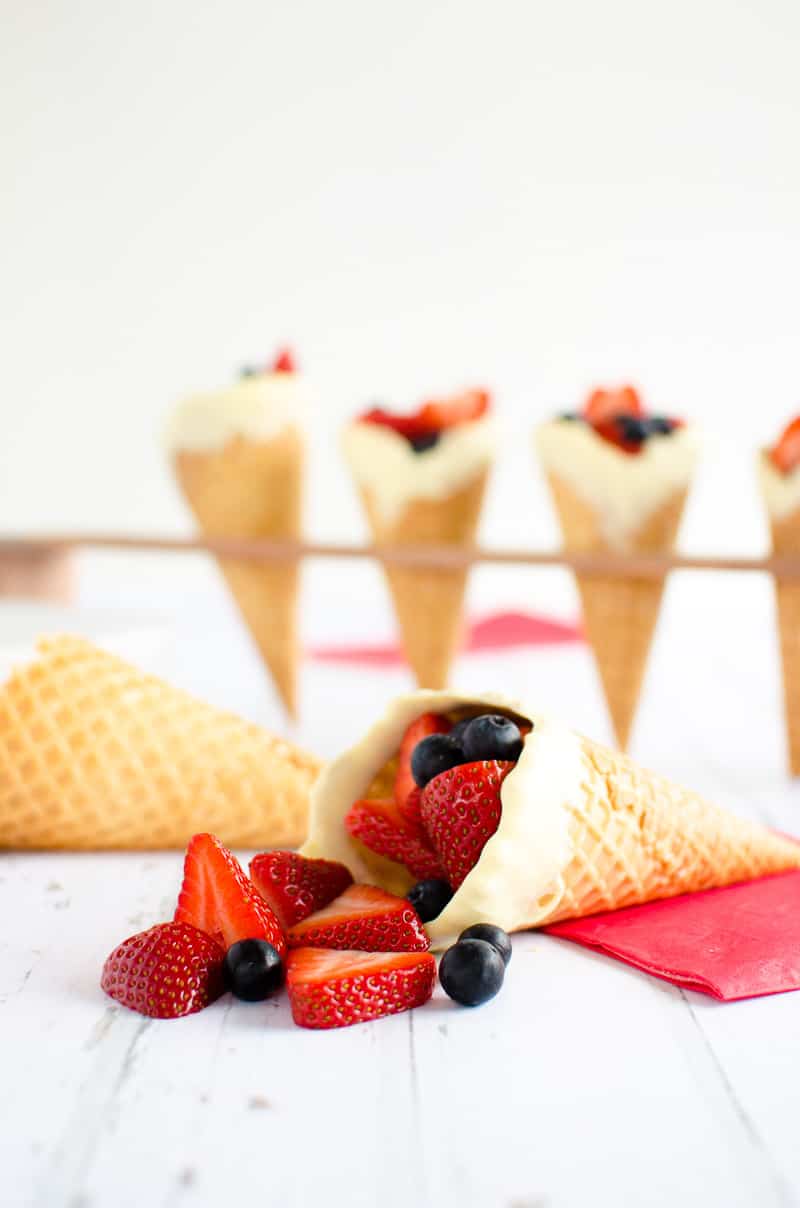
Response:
[458,923,512,966]
[406,879,454,922]
[409,432,440,453]
[647,416,676,435]
[411,734,465,788]
[439,938,505,1006]
[460,714,524,764]
[223,939,283,1001]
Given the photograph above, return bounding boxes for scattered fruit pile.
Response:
[101,709,524,1029]
[562,385,682,455]
[360,388,490,452]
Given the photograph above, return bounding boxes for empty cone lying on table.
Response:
[301,690,800,950]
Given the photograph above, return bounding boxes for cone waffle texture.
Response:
[543,736,800,924]
[357,469,489,688]
[0,636,321,850]
[769,507,800,775]
[545,472,688,749]
[173,429,303,716]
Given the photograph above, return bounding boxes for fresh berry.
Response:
[583,385,643,423]
[249,851,353,930]
[223,939,284,1001]
[394,713,451,808]
[410,432,440,453]
[615,414,649,446]
[460,714,524,764]
[439,938,505,1007]
[174,833,286,956]
[411,733,465,789]
[101,922,225,1019]
[345,799,445,880]
[458,923,512,966]
[593,416,646,455]
[399,786,424,829]
[286,948,436,1029]
[272,347,295,373]
[288,884,429,952]
[420,761,514,889]
[360,407,436,442]
[417,388,490,430]
[648,415,676,435]
[406,878,454,923]
[770,416,800,474]
[558,411,581,421]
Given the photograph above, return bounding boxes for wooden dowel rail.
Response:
[2,534,800,580]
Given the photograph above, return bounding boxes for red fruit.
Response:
[394,712,451,809]
[583,385,643,423]
[345,798,445,880]
[359,407,435,441]
[272,347,295,373]
[420,761,515,889]
[592,416,645,456]
[288,883,430,952]
[399,786,424,829]
[249,851,353,930]
[770,416,800,474]
[101,922,225,1019]
[286,947,436,1029]
[417,388,490,430]
[174,833,286,956]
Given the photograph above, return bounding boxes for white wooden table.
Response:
[3,567,800,1208]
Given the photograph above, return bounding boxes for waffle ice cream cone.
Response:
[173,429,303,716]
[546,472,688,748]
[302,691,800,948]
[0,636,321,850]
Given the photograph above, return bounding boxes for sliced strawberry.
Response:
[174,833,286,956]
[249,851,353,930]
[770,416,800,474]
[286,947,436,1029]
[399,785,424,829]
[272,347,295,373]
[345,799,445,880]
[417,388,490,430]
[101,922,225,1019]
[592,416,645,456]
[583,385,643,423]
[420,760,515,889]
[359,407,436,441]
[394,712,451,809]
[288,883,429,952]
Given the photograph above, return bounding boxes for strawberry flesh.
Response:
[272,347,295,373]
[417,388,490,430]
[394,712,451,809]
[420,760,515,889]
[249,851,353,930]
[345,798,445,880]
[174,833,286,956]
[288,883,429,952]
[583,385,643,423]
[101,922,225,1019]
[770,416,800,474]
[286,947,436,1029]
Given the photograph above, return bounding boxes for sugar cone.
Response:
[545,472,688,749]
[357,469,489,688]
[0,636,321,850]
[173,429,303,716]
[768,506,800,775]
[542,735,800,924]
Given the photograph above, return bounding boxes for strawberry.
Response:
[101,922,225,1019]
[394,712,451,809]
[360,406,436,441]
[272,347,295,373]
[286,947,436,1029]
[420,760,515,889]
[592,416,645,455]
[174,833,286,956]
[417,388,490,430]
[345,798,445,880]
[249,851,353,929]
[399,785,424,829]
[288,884,430,952]
[583,385,643,423]
[770,416,800,474]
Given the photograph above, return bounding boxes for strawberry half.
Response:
[420,760,514,889]
[345,798,445,880]
[249,851,353,930]
[101,922,225,1019]
[174,833,286,956]
[417,388,490,430]
[286,948,436,1029]
[583,385,643,423]
[394,712,451,809]
[288,884,430,952]
[770,416,800,474]
[272,347,295,373]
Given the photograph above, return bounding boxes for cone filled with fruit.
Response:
[535,386,698,749]
[167,349,305,716]
[301,692,800,949]
[0,636,321,850]
[759,415,800,775]
[342,389,496,688]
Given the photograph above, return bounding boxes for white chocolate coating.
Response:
[165,372,309,453]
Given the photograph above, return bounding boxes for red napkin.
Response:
[544,870,800,1001]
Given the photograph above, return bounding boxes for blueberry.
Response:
[458,923,512,966]
[614,414,648,444]
[223,939,283,1001]
[439,938,505,1006]
[411,733,465,788]
[460,714,524,764]
[240,365,258,378]
[448,717,473,745]
[558,411,582,421]
[647,416,676,435]
[407,879,454,923]
[408,432,440,453]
